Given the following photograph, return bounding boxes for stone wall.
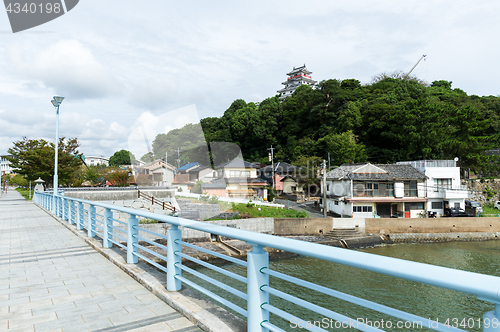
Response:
[388,232,500,243]
[176,199,221,220]
[365,217,500,234]
[65,188,177,205]
[465,179,500,204]
[114,217,274,242]
[273,218,333,236]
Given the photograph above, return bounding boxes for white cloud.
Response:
[127,105,203,158]
[8,40,120,99]
[2,0,500,157]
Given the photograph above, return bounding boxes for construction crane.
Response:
[405,54,427,78]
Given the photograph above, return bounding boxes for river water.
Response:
[191,240,500,331]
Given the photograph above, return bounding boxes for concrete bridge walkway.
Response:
[0,189,201,332]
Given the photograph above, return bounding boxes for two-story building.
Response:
[258,162,305,195]
[210,158,267,198]
[323,163,427,218]
[84,155,109,167]
[396,160,468,215]
[139,159,176,186]
[0,155,14,174]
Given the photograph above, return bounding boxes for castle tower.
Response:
[277,64,317,100]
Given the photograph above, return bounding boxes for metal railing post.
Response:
[88,204,96,238]
[68,200,75,225]
[61,197,67,221]
[483,303,500,332]
[103,208,113,248]
[247,244,269,332]
[52,193,56,214]
[167,224,182,291]
[127,214,139,264]
[77,202,83,230]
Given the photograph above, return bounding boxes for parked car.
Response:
[443,208,474,217]
[495,201,500,210]
[465,200,483,214]
[166,210,200,221]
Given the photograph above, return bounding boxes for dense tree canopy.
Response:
[142,77,500,174]
[197,77,500,173]
[7,137,83,187]
[109,149,136,166]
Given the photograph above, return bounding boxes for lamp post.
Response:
[51,96,64,213]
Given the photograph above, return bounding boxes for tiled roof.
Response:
[259,162,301,181]
[188,164,210,173]
[216,158,258,169]
[201,182,226,189]
[177,162,200,171]
[224,177,267,184]
[326,163,426,181]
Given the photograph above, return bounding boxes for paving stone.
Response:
[0,190,202,332]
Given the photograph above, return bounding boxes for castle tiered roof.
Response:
[278,64,317,100]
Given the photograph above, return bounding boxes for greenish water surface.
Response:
[191,240,500,331]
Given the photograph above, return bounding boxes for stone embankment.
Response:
[176,199,222,220]
[386,232,500,243]
[466,178,500,204]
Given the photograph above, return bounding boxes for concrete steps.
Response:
[324,228,363,239]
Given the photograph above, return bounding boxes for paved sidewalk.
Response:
[0,189,201,332]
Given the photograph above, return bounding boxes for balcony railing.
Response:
[35,191,500,332]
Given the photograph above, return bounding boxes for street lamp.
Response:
[51,96,64,213]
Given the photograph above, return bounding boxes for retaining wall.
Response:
[332,218,366,230]
[366,217,500,234]
[274,218,333,235]
[64,188,176,202]
[177,200,221,220]
[116,217,274,242]
[388,232,500,243]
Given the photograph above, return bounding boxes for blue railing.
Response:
[35,191,500,332]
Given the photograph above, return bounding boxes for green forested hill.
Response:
[148,77,500,173]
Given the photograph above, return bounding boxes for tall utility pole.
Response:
[175,148,181,169]
[323,159,327,218]
[164,151,168,186]
[268,145,275,191]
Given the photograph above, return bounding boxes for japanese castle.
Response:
[277,64,317,100]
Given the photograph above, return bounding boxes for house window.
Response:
[230,170,238,177]
[353,181,394,197]
[353,206,373,213]
[454,202,460,208]
[326,184,330,192]
[432,202,443,209]
[241,170,250,177]
[404,181,418,197]
[434,178,452,191]
[405,202,424,210]
[334,201,339,205]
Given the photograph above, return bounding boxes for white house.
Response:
[211,158,267,198]
[322,163,427,218]
[84,155,109,166]
[0,155,14,174]
[396,160,468,215]
[140,160,176,186]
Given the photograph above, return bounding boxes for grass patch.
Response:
[139,218,159,224]
[227,203,309,219]
[480,203,500,217]
[15,187,33,200]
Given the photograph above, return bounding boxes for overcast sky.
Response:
[1,0,499,159]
